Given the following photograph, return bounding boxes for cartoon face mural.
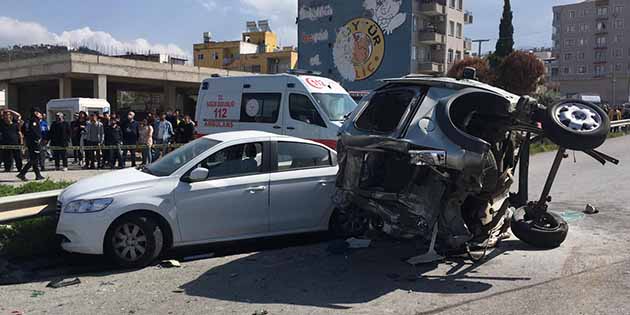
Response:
[333,18,385,82]
[363,0,407,35]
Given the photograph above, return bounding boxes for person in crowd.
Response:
[177,115,196,144]
[71,111,87,165]
[17,107,45,181]
[154,113,174,159]
[105,117,123,169]
[0,110,23,172]
[166,109,178,128]
[121,111,139,167]
[138,119,153,165]
[38,113,49,171]
[48,112,72,171]
[84,113,104,169]
[102,114,113,167]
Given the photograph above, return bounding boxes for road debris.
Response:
[159,260,181,268]
[47,278,81,288]
[252,310,268,315]
[346,237,371,249]
[30,290,45,297]
[182,253,215,262]
[584,204,599,214]
[172,289,185,293]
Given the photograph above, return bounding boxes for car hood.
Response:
[59,168,158,203]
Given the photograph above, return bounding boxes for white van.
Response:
[195,73,358,148]
[46,98,111,120]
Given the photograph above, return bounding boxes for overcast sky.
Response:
[1,0,579,59]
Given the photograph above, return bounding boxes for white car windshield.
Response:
[313,93,358,121]
[144,138,221,177]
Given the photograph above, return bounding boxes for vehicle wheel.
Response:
[329,206,369,238]
[543,100,610,150]
[511,207,568,249]
[105,215,163,268]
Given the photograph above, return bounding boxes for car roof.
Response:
[382,76,520,103]
[203,131,329,147]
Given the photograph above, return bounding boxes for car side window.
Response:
[196,142,264,179]
[277,142,331,171]
[289,94,326,127]
[240,93,281,124]
[355,89,417,133]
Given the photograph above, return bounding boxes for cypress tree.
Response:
[495,0,514,58]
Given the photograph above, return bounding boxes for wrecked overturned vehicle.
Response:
[332,73,615,256]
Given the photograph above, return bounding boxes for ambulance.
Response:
[194,72,358,148]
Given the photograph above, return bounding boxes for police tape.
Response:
[0,143,185,151]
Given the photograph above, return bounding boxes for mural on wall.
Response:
[363,0,406,35]
[333,18,385,82]
[309,54,322,66]
[299,4,334,21]
[302,30,329,44]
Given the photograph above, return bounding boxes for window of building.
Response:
[614,6,623,15]
[289,94,325,127]
[580,24,589,32]
[564,53,573,61]
[565,39,576,47]
[448,49,454,63]
[566,24,576,32]
[578,52,585,60]
[579,38,587,46]
[449,0,455,8]
[554,12,561,21]
[569,10,576,18]
[449,21,455,36]
[597,22,607,31]
[456,23,462,38]
[455,51,462,61]
[581,9,588,17]
[594,64,606,75]
[615,63,623,72]
[411,46,417,60]
[614,19,624,29]
[597,7,608,17]
[595,51,606,61]
[614,34,624,43]
[197,54,204,60]
[614,48,623,57]
[457,0,463,10]
[596,36,607,47]
[277,142,331,172]
[211,52,219,60]
[240,93,281,124]
[563,67,570,74]
[577,65,587,74]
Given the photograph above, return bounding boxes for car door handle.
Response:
[273,125,281,129]
[247,186,267,193]
[286,126,295,130]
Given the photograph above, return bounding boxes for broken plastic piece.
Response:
[584,204,599,214]
[406,222,444,265]
[159,260,181,268]
[346,237,371,249]
[47,278,81,288]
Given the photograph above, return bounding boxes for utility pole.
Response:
[472,39,490,57]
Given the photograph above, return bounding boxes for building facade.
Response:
[193,21,298,74]
[552,0,630,105]
[297,0,473,91]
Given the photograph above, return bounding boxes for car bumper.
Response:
[56,212,111,255]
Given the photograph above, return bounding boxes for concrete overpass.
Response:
[0,52,250,116]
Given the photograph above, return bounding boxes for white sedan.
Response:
[56,131,344,267]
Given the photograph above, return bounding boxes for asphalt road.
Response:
[1,136,629,315]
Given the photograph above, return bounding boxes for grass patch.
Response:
[0,180,74,258]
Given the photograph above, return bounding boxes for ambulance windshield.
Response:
[312,93,358,121]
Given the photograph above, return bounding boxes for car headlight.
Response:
[64,198,113,213]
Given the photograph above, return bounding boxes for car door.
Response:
[269,141,337,232]
[283,93,327,141]
[173,141,271,242]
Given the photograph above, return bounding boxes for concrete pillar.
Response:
[164,84,177,111]
[93,74,107,99]
[59,78,72,98]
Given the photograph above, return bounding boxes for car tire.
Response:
[511,207,568,249]
[329,206,369,238]
[542,100,610,150]
[105,215,163,268]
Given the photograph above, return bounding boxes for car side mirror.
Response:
[186,167,209,183]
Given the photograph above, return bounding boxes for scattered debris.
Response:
[584,204,599,214]
[159,260,181,268]
[30,290,45,298]
[559,210,586,222]
[346,237,371,249]
[182,253,215,262]
[172,289,185,293]
[47,278,81,289]
[100,281,115,286]
[252,310,268,315]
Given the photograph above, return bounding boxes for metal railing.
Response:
[611,119,630,128]
[0,190,61,224]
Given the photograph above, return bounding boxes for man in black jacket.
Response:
[48,112,72,171]
[17,107,44,181]
[0,111,23,172]
[105,117,123,169]
[121,111,139,167]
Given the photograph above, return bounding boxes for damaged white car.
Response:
[332,71,616,259]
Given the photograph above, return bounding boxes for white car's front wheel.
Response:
[105,215,163,268]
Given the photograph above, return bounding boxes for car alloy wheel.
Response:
[553,102,602,133]
[113,222,149,262]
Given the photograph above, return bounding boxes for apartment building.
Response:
[297,0,473,91]
[552,0,630,105]
[193,21,298,74]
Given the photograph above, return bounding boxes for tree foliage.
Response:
[496,51,546,95]
[447,57,495,84]
[495,0,514,58]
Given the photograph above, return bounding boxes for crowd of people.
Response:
[0,107,196,181]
